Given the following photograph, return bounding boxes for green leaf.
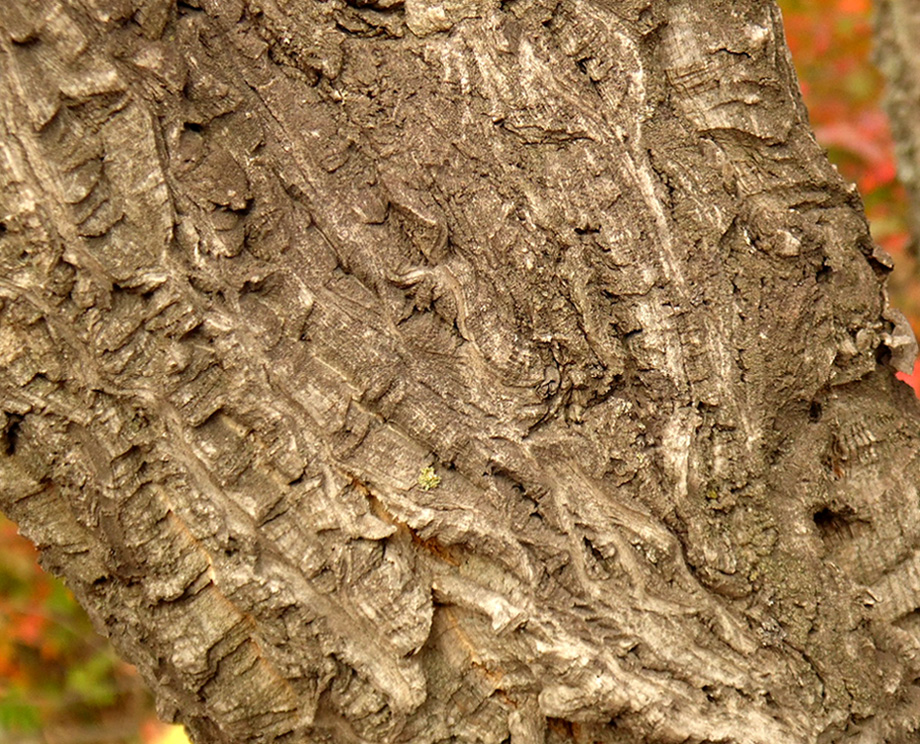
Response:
[64,651,118,708]
[0,687,41,733]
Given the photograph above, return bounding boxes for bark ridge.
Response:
[2,0,920,742]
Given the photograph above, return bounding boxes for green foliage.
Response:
[65,651,119,708]
[0,515,155,742]
[0,687,41,733]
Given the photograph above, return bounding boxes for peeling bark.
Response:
[2,1,920,742]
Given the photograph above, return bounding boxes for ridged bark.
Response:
[2,1,920,742]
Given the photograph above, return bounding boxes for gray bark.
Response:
[876,0,920,252]
[2,0,920,742]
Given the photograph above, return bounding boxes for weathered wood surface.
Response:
[2,0,920,741]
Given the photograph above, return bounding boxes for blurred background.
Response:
[2,1,919,742]
[782,0,920,394]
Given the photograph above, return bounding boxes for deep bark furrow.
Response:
[3,1,920,743]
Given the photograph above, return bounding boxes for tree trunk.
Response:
[875,0,920,256]
[2,0,920,741]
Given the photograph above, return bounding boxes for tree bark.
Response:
[2,1,920,742]
[876,0,920,252]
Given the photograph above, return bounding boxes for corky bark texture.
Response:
[876,0,920,252]
[2,0,920,742]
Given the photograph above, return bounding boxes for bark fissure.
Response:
[2,0,920,742]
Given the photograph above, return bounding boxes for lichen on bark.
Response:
[2,0,920,742]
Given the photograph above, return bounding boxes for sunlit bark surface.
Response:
[2,1,920,742]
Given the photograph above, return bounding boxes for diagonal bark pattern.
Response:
[2,0,920,742]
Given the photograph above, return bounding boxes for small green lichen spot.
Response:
[706,488,719,500]
[417,466,441,491]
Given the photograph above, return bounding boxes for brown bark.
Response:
[2,0,920,742]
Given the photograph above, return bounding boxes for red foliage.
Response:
[897,360,920,392]
[780,0,920,397]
